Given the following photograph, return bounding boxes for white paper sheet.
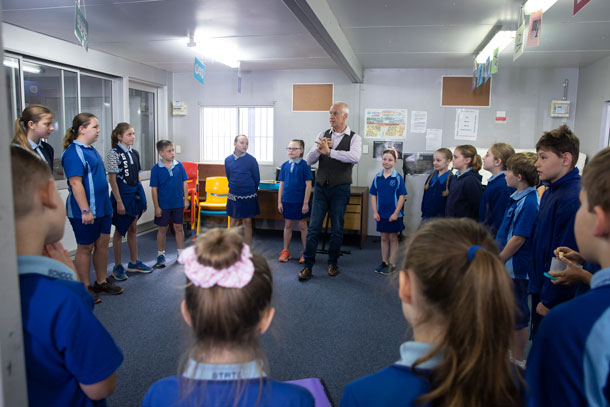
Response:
[425,128,443,151]
[455,109,479,140]
[411,111,427,133]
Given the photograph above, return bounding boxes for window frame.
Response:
[200,105,275,165]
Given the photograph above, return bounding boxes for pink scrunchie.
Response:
[179,244,254,289]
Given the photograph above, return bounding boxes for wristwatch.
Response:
[81,208,90,214]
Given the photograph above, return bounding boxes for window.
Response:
[3,56,22,122]
[201,107,274,163]
[80,73,113,163]
[129,84,157,171]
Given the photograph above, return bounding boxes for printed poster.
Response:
[491,47,499,74]
[527,10,543,47]
[514,7,526,61]
[425,129,443,151]
[455,109,479,141]
[411,111,427,133]
[365,109,407,139]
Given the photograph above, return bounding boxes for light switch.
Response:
[175,145,181,153]
[363,144,369,154]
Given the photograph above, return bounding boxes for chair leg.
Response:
[227,216,230,229]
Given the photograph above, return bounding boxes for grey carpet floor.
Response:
[94,229,409,407]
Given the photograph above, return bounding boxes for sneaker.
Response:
[127,260,153,273]
[92,279,124,295]
[279,249,291,262]
[374,262,389,275]
[112,264,128,281]
[154,254,166,269]
[87,286,102,304]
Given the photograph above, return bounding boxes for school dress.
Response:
[479,171,515,237]
[526,267,610,407]
[105,143,147,236]
[225,152,261,218]
[529,168,581,308]
[369,169,407,233]
[278,158,313,220]
[445,168,482,220]
[496,187,540,329]
[421,170,454,220]
[142,360,314,407]
[18,256,123,407]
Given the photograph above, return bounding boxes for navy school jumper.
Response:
[445,169,483,220]
[479,172,515,237]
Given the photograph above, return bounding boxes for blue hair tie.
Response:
[467,245,483,262]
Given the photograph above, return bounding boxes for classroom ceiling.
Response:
[2,0,610,78]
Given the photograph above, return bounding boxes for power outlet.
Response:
[175,145,182,154]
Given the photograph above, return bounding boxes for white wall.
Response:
[574,56,610,158]
[172,66,580,235]
[3,23,174,252]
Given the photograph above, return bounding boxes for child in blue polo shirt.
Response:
[150,140,189,268]
[143,228,314,407]
[495,152,539,368]
[12,145,123,407]
[421,147,453,222]
[62,113,123,304]
[342,218,525,407]
[445,145,483,220]
[480,142,515,237]
[370,149,407,275]
[225,134,260,246]
[278,139,313,263]
[529,125,581,337]
[527,147,610,406]
[106,122,151,280]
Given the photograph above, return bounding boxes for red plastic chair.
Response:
[182,162,199,230]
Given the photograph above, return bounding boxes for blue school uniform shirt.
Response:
[18,256,123,407]
[225,152,260,197]
[445,168,483,220]
[530,168,581,308]
[496,187,539,280]
[150,159,188,209]
[62,141,113,219]
[526,267,610,407]
[421,170,454,219]
[479,172,515,236]
[142,359,314,407]
[369,169,407,219]
[279,159,313,203]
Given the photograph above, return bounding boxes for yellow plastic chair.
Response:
[197,176,230,234]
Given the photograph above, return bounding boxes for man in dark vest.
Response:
[298,102,362,281]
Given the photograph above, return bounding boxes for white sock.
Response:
[158,251,165,256]
[177,249,183,256]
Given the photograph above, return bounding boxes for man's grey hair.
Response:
[334,101,349,116]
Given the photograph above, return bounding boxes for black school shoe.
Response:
[92,279,124,295]
[87,286,102,304]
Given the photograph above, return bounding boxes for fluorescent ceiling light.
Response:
[523,0,558,14]
[476,30,516,64]
[189,37,240,69]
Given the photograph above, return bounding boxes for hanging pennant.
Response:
[514,6,526,61]
[527,10,543,47]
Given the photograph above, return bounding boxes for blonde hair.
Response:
[63,113,96,150]
[12,105,54,150]
[489,143,515,170]
[403,218,522,407]
[455,145,482,172]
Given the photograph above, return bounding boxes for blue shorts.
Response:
[226,197,260,219]
[376,217,405,233]
[69,215,112,245]
[282,201,310,220]
[513,278,530,330]
[154,208,184,227]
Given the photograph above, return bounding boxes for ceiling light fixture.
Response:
[475,28,516,64]
[523,0,558,14]
[187,36,240,69]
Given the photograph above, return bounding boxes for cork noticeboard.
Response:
[441,76,491,107]
[292,84,334,112]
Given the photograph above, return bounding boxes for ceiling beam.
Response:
[282,0,363,83]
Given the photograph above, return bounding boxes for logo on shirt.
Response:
[389,179,397,187]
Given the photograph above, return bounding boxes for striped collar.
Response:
[182,359,265,381]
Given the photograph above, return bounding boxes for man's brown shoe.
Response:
[298,267,312,281]
[328,264,340,277]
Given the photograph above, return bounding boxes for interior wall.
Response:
[574,56,610,158]
[173,66,579,235]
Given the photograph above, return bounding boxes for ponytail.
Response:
[456,145,482,172]
[12,104,54,150]
[403,218,522,407]
[471,154,482,172]
[63,113,96,150]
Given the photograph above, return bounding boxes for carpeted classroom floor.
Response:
[94,228,410,407]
